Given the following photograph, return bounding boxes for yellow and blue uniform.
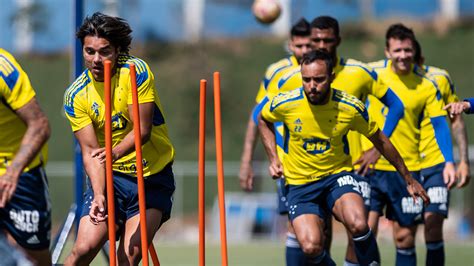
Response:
[260,57,400,165]
[64,54,175,224]
[261,88,378,185]
[254,55,299,104]
[64,54,175,177]
[0,49,51,249]
[419,65,458,217]
[0,49,48,174]
[419,66,456,168]
[255,56,400,207]
[365,59,452,226]
[261,87,378,220]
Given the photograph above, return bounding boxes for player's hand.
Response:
[239,161,254,191]
[0,172,19,208]
[443,162,456,189]
[406,177,430,206]
[443,102,469,118]
[89,194,107,225]
[269,159,283,180]
[353,147,381,176]
[91,148,118,164]
[456,160,471,188]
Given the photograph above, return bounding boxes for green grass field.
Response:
[57,240,474,265]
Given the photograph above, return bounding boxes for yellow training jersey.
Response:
[366,60,447,171]
[64,54,174,177]
[0,49,47,175]
[419,65,458,168]
[255,55,298,103]
[270,57,387,165]
[261,88,378,185]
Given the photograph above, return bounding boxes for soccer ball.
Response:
[252,0,281,24]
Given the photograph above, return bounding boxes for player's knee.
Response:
[346,216,369,237]
[70,241,95,259]
[299,237,324,256]
[118,244,141,265]
[394,228,415,247]
[424,212,444,241]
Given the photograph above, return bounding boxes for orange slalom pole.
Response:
[130,64,149,266]
[213,72,228,266]
[198,79,207,266]
[149,244,160,266]
[104,60,117,266]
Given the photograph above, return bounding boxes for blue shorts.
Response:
[421,163,449,217]
[369,170,423,226]
[287,172,363,221]
[276,178,289,215]
[82,163,175,230]
[0,166,51,250]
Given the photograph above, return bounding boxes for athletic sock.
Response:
[352,229,380,265]
[286,233,306,266]
[343,260,359,266]
[306,250,336,266]
[396,247,416,266]
[426,241,444,266]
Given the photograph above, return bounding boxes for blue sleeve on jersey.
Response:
[464,98,474,114]
[379,88,404,138]
[431,116,454,163]
[0,55,20,91]
[252,96,269,125]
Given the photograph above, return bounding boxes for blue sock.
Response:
[396,247,416,266]
[352,229,380,265]
[426,241,444,266]
[306,250,336,266]
[286,233,306,266]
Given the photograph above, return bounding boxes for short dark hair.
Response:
[413,39,423,65]
[290,18,310,37]
[77,12,132,53]
[301,50,334,74]
[310,16,340,37]
[385,23,416,48]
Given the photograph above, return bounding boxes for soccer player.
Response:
[239,18,312,265]
[63,13,175,265]
[309,16,405,266]
[414,40,470,266]
[0,48,51,265]
[357,24,453,266]
[444,99,474,115]
[258,50,429,265]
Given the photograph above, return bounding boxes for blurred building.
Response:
[0,0,473,53]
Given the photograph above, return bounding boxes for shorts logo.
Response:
[289,205,297,215]
[27,235,40,244]
[9,210,40,233]
[427,187,448,204]
[336,175,361,193]
[401,197,423,214]
[359,181,371,200]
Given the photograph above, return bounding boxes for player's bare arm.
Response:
[257,114,283,179]
[450,114,470,187]
[0,97,50,207]
[368,129,430,204]
[74,124,107,224]
[354,147,381,176]
[239,114,259,191]
[92,102,154,164]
